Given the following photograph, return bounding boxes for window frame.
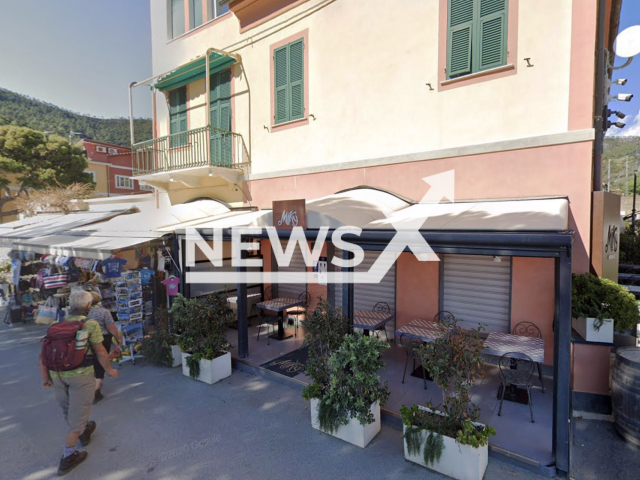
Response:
[170,0,186,39]
[84,170,97,183]
[269,29,309,132]
[169,86,189,147]
[139,184,154,191]
[115,175,134,190]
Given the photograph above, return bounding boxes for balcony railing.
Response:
[132,125,250,176]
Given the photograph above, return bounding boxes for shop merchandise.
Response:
[101,256,128,278]
[139,268,155,285]
[161,276,180,296]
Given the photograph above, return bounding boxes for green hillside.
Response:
[603,136,640,195]
[0,88,151,147]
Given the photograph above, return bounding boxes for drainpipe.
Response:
[129,82,136,146]
[593,0,607,192]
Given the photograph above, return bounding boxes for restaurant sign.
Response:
[591,191,621,281]
[273,199,306,230]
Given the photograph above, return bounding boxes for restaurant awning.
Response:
[154,52,237,91]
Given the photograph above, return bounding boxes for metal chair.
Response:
[433,311,455,327]
[287,291,311,337]
[511,321,545,392]
[399,333,427,390]
[372,302,391,341]
[498,352,536,423]
[256,285,279,344]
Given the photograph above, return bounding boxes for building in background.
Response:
[126,0,624,475]
[80,139,151,197]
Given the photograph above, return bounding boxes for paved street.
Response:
[0,321,636,480]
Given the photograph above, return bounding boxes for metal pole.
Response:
[129,82,136,146]
[633,173,638,234]
[237,250,248,359]
[626,156,629,197]
[205,50,212,165]
[608,159,611,191]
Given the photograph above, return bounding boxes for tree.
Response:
[0,125,94,213]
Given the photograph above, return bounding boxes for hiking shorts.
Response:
[53,373,95,435]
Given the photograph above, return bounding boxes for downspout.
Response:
[129,82,136,146]
[593,0,608,192]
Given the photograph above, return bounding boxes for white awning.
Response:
[0,214,64,236]
[363,198,569,231]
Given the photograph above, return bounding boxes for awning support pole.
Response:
[129,82,136,146]
[553,248,572,475]
[237,249,249,358]
[342,249,354,328]
[205,50,212,166]
[326,242,336,309]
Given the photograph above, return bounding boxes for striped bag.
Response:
[42,274,69,290]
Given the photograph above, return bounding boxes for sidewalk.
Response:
[1,321,637,480]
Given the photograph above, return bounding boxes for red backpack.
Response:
[41,321,89,372]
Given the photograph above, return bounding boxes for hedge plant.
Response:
[571,273,639,332]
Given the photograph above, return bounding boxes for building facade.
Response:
[81,139,152,197]
[130,0,624,475]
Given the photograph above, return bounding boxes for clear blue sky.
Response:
[0,0,151,119]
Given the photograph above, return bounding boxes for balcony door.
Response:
[210,69,232,168]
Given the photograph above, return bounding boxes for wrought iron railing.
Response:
[132,125,250,176]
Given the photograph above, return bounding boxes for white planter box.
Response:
[310,398,380,448]
[572,317,614,343]
[403,425,488,480]
[170,345,182,367]
[181,351,232,385]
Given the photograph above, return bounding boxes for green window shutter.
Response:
[447,0,474,78]
[477,0,507,71]
[190,0,203,29]
[288,39,305,121]
[172,0,185,38]
[274,45,289,124]
[169,87,188,136]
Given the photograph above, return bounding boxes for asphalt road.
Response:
[1,321,636,480]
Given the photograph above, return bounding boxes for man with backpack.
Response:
[38,290,119,476]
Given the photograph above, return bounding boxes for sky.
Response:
[0,0,152,119]
[609,0,640,136]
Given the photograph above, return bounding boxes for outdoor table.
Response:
[256,297,304,340]
[395,318,445,343]
[482,332,545,363]
[482,332,545,400]
[353,310,395,336]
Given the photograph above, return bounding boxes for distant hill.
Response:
[603,135,640,195]
[0,88,151,147]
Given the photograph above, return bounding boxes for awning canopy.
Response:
[154,52,237,91]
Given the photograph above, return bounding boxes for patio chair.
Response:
[511,321,545,393]
[372,302,391,341]
[433,310,455,327]
[256,307,280,345]
[498,352,535,423]
[286,291,311,337]
[399,333,427,390]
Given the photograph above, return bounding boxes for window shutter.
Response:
[477,0,507,71]
[172,0,185,38]
[447,0,474,78]
[288,39,305,120]
[274,45,289,124]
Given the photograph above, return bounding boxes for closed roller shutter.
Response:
[275,241,307,299]
[335,249,396,335]
[441,254,511,333]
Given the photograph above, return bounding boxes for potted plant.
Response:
[140,307,181,367]
[170,293,234,384]
[401,318,495,480]
[302,300,390,448]
[571,273,639,345]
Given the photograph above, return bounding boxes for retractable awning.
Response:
[154,52,237,91]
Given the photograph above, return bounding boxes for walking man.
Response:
[87,291,122,403]
[39,290,119,476]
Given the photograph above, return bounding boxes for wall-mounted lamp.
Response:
[493,256,502,263]
[524,58,534,67]
[263,125,270,132]
[309,114,316,120]
[425,83,434,91]
[169,176,174,182]
[208,168,213,177]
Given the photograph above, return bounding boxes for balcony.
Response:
[132,125,250,188]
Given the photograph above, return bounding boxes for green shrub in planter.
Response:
[572,273,639,333]
[170,294,234,379]
[140,307,175,367]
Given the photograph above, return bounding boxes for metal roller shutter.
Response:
[335,249,397,335]
[275,241,307,299]
[441,254,511,333]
